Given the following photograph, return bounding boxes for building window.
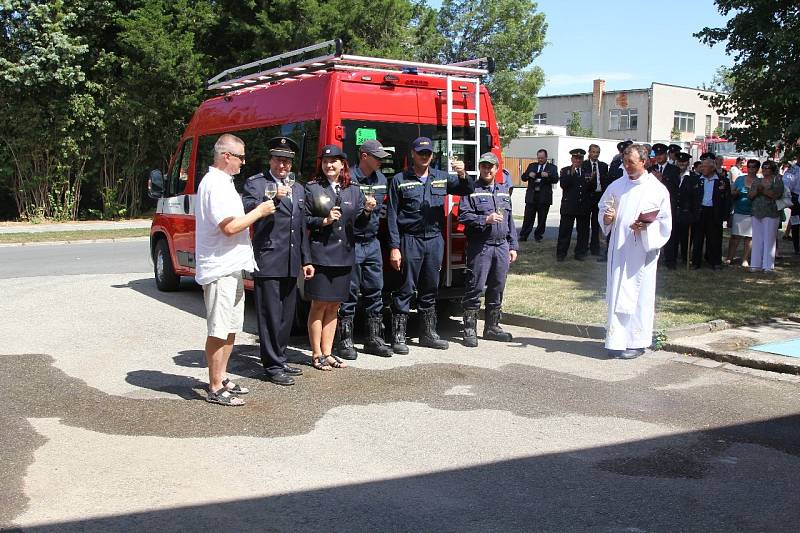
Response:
[609,108,638,131]
[674,111,695,133]
[718,116,731,133]
[533,113,547,125]
[705,115,712,136]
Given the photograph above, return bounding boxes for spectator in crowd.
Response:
[748,160,784,273]
[784,160,800,255]
[663,152,698,269]
[583,144,609,256]
[692,157,731,270]
[715,155,729,181]
[725,159,757,267]
[518,149,558,242]
[729,157,745,181]
[556,148,593,261]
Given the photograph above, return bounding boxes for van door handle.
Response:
[183,195,190,214]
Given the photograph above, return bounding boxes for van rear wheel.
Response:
[154,239,180,291]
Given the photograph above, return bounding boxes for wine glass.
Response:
[264,182,277,201]
[604,194,617,211]
[284,173,295,198]
[363,185,374,201]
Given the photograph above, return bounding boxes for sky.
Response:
[425,0,733,95]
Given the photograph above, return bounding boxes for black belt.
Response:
[354,236,376,243]
[482,240,508,246]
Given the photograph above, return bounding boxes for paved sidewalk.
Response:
[0,219,151,234]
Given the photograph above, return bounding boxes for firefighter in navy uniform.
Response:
[387,137,473,354]
[663,152,700,269]
[556,148,593,261]
[334,139,393,359]
[459,152,519,347]
[241,136,313,386]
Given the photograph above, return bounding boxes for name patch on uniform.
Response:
[431,179,447,188]
[497,192,510,197]
[470,192,493,198]
[399,182,422,189]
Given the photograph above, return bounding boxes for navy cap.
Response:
[652,143,668,154]
[359,139,390,158]
[699,152,716,160]
[570,148,586,157]
[677,152,691,163]
[478,152,499,165]
[319,144,347,160]
[616,140,633,151]
[267,136,299,159]
[411,137,434,153]
[668,144,682,153]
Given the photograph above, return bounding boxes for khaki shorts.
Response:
[203,271,245,339]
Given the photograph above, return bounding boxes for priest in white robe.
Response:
[598,144,672,359]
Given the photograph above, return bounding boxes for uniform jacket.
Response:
[520,161,559,205]
[559,165,594,215]
[695,174,732,224]
[608,157,624,183]
[663,167,702,225]
[351,165,388,241]
[387,167,474,249]
[304,179,369,267]
[581,159,610,194]
[458,179,519,251]
[242,172,309,278]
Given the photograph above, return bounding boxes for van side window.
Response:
[194,120,321,192]
[166,139,193,197]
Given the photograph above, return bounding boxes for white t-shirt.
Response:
[729,165,743,180]
[195,166,256,285]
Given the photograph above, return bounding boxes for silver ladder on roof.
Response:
[206,38,493,92]
[444,76,482,287]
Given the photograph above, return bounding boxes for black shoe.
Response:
[419,307,449,349]
[556,255,566,262]
[606,349,623,358]
[618,348,645,360]
[711,265,721,271]
[574,254,586,261]
[590,249,600,256]
[519,235,529,242]
[363,315,392,357]
[391,313,410,354]
[282,364,303,376]
[533,235,543,242]
[462,309,479,348]
[483,308,512,342]
[333,316,358,360]
[266,371,295,386]
[597,256,607,263]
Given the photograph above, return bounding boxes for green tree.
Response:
[696,1,800,159]
[426,0,547,146]
[566,112,592,137]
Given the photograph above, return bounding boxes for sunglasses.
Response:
[226,152,246,162]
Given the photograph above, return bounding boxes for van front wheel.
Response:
[154,239,180,291]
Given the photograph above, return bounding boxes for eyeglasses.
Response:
[225,152,246,163]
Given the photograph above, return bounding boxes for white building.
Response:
[532,80,732,146]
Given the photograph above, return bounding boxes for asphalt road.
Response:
[2,241,800,532]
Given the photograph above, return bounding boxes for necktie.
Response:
[593,162,600,192]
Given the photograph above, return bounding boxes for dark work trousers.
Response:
[462,241,510,311]
[589,191,603,254]
[791,193,800,253]
[519,202,549,240]
[692,207,723,267]
[557,213,590,258]
[254,276,297,375]
[392,233,443,314]
[664,218,691,266]
[340,239,384,318]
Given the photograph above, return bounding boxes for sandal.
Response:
[206,388,246,406]
[325,354,346,369]
[222,378,249,395]
[312,355,332,371]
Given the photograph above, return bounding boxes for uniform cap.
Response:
[616,140,633,151]
[652,143,668,154]
[569,148,586,157]
[699,152,716,160]
[411,137,434,153]
[677,152,691,163]
[478,152,499,165]
[318,144,347,160]
[668,144,682,153]
[267,136,299,159]
[359,139,390,159]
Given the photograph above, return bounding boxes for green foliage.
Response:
[652,329,668,350]
[566,112,593,137]
[696,1,800,160]
[670,127,682,141]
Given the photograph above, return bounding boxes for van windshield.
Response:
[342,120,490,177]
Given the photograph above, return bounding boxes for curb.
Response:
[0,236,149,248]
[664,342,800,375]
[498,311,605,339]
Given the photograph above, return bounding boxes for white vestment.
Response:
[598,172,672,350]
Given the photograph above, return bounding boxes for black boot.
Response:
[462,309,478,348]
[391,313,409,355]
[333,315,358,360]
[483,308,512,342]
[364,315,393,357]
[419,307,449,349]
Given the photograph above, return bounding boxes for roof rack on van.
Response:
[206,38,495,93]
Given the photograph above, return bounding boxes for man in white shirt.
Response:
[196,133,275,406]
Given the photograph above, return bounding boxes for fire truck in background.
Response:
[689,136,763,170]
[146,39,501,312]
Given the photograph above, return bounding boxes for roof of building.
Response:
[538,82,726,100]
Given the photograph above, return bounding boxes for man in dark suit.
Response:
[647,143,671,183]
[582,143,609,256]
[557,148,593,261]
[242,137,314,385]
[608,140,632,183]
[663,152,700,269]
[518,149,558,241]
[692,155,731,270]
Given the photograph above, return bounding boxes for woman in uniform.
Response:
[304,145,375,370]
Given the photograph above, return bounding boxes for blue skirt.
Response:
[306,265,352,302]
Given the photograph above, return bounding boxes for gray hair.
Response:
[623,143,649,163]
[213,133,245,161]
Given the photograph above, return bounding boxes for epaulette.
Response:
[247,172,264,181]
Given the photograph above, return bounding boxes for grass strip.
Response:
[0,228,149,244]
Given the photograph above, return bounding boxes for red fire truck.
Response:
[147,39,502,308]
[690,136,744,170]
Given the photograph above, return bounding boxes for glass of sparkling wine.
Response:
[363,185,374,201]
[285,173,295,188]
[604,194,617,211]
[264,182,277,200]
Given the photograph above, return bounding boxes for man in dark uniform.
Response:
[242,137,313,385]
[334,139,393,359]
[518,149,558,241]
[648,143,671,182]
[667,143,682,166]
[387,137,472,354]
[556,148,593,261]
[692,155,731,270]
[459,152,519,347]
[663,152,700,269]
[608,140,632,182]
[583,144,609,256]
